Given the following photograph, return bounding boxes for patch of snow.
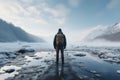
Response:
[0,65,21,80]
[117,70,120,74]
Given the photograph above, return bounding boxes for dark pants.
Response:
[56,44,64,64]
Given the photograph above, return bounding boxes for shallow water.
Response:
[69,50,120,80]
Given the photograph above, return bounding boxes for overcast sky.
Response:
[0,0,120,43]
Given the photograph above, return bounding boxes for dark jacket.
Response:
[53,31,66,49]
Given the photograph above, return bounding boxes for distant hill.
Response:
[94,23,120,42]
[0,19,44,42]
[84,22,120,42]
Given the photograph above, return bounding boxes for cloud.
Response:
[0,0,48,27]
[107,0,120,9]
[0,0,70,27]
[68,0,80,7]
[44,4,69,24]
[21,0,34,3]
[0,1,23,23]
[44,4,69,17]
[53,17,66,25]
[0,0,71,39]
[79,29,93,41]
[43,4,69,24]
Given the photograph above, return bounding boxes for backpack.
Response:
[56,34,64,45]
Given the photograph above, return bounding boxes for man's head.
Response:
[58,28,62,32]
[57,28,63,34]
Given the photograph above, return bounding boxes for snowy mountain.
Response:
[0,19,44,42]
[105,23,120,34]
[84,25,107,41]
[84,22,120,42]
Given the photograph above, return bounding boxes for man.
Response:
[53,28,67,64]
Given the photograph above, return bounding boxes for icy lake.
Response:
[0,45,120,80]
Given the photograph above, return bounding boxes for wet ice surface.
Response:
[0,47,120,80]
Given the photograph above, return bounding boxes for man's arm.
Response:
[64,35,67,49]
[53,35,56,49]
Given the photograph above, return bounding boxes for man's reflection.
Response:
[55,64,64,80]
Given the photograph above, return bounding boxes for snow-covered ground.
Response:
[0,42,52,71]
[0,43,120,80]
